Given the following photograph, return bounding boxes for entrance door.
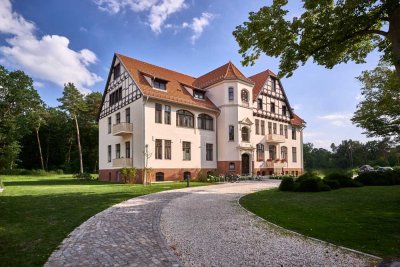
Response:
[241,153,250,175]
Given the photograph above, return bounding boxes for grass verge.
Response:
[0,175,207,266]
[240,186,400,259]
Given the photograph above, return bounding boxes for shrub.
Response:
[120,168,137,183]
[279,177,295,191]
[297,177,322,192]
[318,182,332,191]
[73,172,94,180]
[323,179,340,189]
[355,171,400,186]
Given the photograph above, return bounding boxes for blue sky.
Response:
[0,0,381,149]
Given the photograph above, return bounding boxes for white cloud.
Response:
[182,12,214,44]
[0,0,101,93]
[94,0,186,33]
[317,113,353,127]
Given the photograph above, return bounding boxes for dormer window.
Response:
[194,90,205,100]
[114,63,121,79]
[271,78,276,91]
[282,105,287,116]
[153,78,167,90]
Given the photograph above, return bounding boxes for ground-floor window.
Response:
[206,143,213,161]
[156,172,164,182]
[229,162,235,170]
[183,171,191,181]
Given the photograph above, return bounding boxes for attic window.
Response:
[194,90,205,100]
[153,78,167,90]
[114,63,121,79]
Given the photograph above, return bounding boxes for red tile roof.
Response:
[193,61,254,88]
[291,114,306,126]
[117,53,219,112]
[248,69,277,101]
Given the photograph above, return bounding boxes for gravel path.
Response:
[161,181,380,267]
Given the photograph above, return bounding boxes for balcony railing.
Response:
[266,134,285,143]
[112,158,133,168]
[112,122,133,136]
[266,160,287,168]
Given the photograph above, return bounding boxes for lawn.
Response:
[240,186,400,259]
[0,175,207,267]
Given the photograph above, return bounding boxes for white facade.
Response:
[98,54,305,182]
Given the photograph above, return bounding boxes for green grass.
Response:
[240,186,400,259]
[0,175,207,267]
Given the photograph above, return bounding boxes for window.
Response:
[108,117,111,134]
[281,146,288,160]
[257,99,263,109]
[153,78,167,90]
[164,105,171,124]
[125,108,130,123]
[292,127,297,140]
[114,63,121,79]
[194,90,205,99]
[116,112,121,124]
[284,125,288,138]
[109,87,122,106]
[229,125,234,141]
[282,105,287,116]
[261,120,265,135]
[155,103,162,123]
[256,144,264,161]
[241,89,249,103]
[198,114,213,131]
[292,147,297,163]
[241,127,249,142]
[255,119,259,135]
[116,144,120,159]
[269,145,276,160]
[107,145,111,162]
[155,139,162,159]
[280,124,283,135]
[206,143,213,161]
[125,141,130,158]
[228,87,234,101]
[271,78,276,91]
[176,110,194,128]
[182,141,191,160]
[271,102,276,113]
[268,122,272,134]
[156,172,164,182]
[183,171,191,181]
[229,162,235,170]
[164,140,171,160]
[273,123,277,134]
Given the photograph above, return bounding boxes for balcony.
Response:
[112,123,133,136]
[112,158,133,168]
[266,134,285,143]
[266,160,287,168]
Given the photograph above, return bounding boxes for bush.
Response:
[318,182,332,191]
[355,171,400,186]
[323,179,340,189]
[73,172,94,180]
[279,177,295,191]
[297,177,322,192]
[120,168,137,183]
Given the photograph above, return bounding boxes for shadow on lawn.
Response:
[3,179,121,186]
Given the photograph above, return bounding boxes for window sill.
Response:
[177,126,195,129]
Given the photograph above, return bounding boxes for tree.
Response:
[352,63,400,140]
[233,0,400,78]
[58,83,86,174]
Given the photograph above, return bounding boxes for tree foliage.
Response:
[352,63,400,140]
[233,0,400,78]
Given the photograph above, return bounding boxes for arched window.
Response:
[281,146,288,160]
[269,145,277,160]
[197,114,213,131]
[256,144,264,161]
[156,172,164,182]
[241,127,249,142]
[241,89,249,103]
[176,110,194,128]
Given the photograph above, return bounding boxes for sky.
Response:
[0,0,382,149]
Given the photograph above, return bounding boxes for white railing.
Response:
[112,158,133,167]
[112,123,133,136]
[266,134,285,143]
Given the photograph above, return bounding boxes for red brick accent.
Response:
[254,167,304,176]
[217,161,241,174]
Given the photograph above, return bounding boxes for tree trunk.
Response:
[35,127,45,170]
[74,114,84,174]
[388,6,400,78]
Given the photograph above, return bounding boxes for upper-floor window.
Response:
[228,87,234,101]
[241,127,249,142]
[255,119,259,135]
[114,63,121,79]
[292,147,297,162]
[125,108,130,123]
[155,103,162,123]
[271,102,276,113]
[271,78,276,91]
[281,146,288,160]
[257,99,263,109]
[279,124,283,135]
[108,117,111,134]
[125,141,131,158]
[268,122,272,134]
[182,141,191,160]
[206,143,213,161]
[116,144,121,159]
[241,89,249,103]
[164,105,171,125]
[269,145,276,160]
[261,120,265,135]
[155,139,162,159]
[194,90,205,100]
[284,125,288,138]
[282,105,287,116]
[165,140,171,160]
[116,112,120,124]
[176,110,194,128]
[109,87,122,106]
[292,127,297,140]
[153,78,167,90]
[256,144,264,161]
[273,123,277,134]
[198,114,213,131]
[229,125,234,141]
[107,145,111,162]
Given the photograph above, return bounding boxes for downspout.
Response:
[142,95,149,184]
[300,125,305,174]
